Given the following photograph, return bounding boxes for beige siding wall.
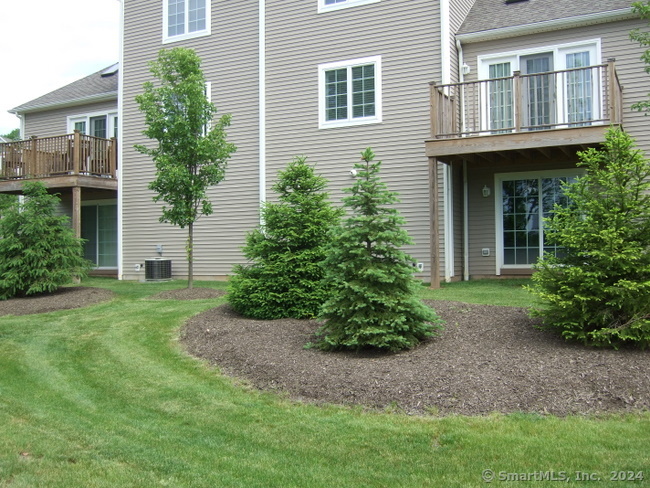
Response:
[265,0,442,281]
[23,100,117,139]
[121,1,260,280]
[458,18,649,277]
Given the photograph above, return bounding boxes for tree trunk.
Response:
[188,222,194,289]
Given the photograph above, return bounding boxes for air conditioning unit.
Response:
[145,258,172,281]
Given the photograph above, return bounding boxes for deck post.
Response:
[513,71,522,132]
[73,130,81,175]
[606,58,619,124]
[429,82,439,138]
[72,186,81,239]
[429,157,441,289]
[110,137,117,177]
[29,136,38,177]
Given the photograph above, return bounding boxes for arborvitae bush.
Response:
[0,182,91,299]
[529,128,650,348]
[229,156,343,319]
[313,148,443,352]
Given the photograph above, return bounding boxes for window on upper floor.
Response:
[163,0,210,44]
[478,40,601,133]
[318,56,382,129]
[318,0,380,14]
[68,112,118,140]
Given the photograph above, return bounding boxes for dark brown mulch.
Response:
[0,286,114,317]
[180,300,650,416]
[148,288,227,300]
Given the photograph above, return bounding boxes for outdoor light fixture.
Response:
[482,185,491,198]
[462,63,471,75]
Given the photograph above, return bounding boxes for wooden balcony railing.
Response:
[0,131,117,181]
[430,58,622,139]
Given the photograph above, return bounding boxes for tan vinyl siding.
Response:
[121,0,260,280]
[459,18,649,278]
[265,0,442,281]
[22,100,117,139]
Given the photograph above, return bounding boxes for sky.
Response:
[0,0,120,136]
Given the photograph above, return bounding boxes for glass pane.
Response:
[188,0,206,32]
[168,0,185,37]
[566,52,592,126]
[522,53,554,129]
[97,205,118,267]
[325,68,348,121]
[502,178,539,265]
[488,63,513,132]
[351,64,375,119]
[90,116,107,139]
[81,206,98,265]
[74,121,86,134]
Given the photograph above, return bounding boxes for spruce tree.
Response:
[0,182,91,299]
[229,156,343,319]
[529,128,650,348]
[314,148,443,352]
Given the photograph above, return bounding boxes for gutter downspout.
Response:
[117,0,125,280]
[258,0,266,215]
[457,39,470,282]
[441,0,453,282]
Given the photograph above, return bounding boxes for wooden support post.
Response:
[72,186,81,239]
[606,58,619,124]
[429,82,439,138]
[513,71,522,132]
[29,135,38,177]
[73,130,81,175]
[429,157,441,289]
[110,137,117,177]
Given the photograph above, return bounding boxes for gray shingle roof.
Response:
[10,63,118,113]
[458,0,633,36]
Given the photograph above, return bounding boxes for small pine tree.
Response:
[313,148,443,352]
[529,128,650,348]
[229,156,343,319]
[0,182,91,299]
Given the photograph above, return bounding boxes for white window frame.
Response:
[67,111,118,139]
[318,0,380,13]
[477,39,601,132]
[162,0,211,44]
[494,169,585,274]
[318,56,383,129]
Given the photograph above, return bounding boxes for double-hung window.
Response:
[318,0,380,13]
[318,56,382,129]
[163,0,210,43]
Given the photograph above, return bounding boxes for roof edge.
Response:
[10,91,118,115]
[457,8,636,43]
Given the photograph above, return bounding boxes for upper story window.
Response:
[68,112,118,140]
[163,0,210,44]
[318,0,380,13]
[318,56,382,129]
[478,40,601,132]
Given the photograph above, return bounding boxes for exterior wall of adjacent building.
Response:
[457,17,649,278]
[120,0,464,282]
[20,100,117,139]
[120,0,261,280]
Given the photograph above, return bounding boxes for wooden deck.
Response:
[425,59,622,164]
[0,131,117,193]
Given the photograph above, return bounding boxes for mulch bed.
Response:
[0,287,114,317]
[180,300,650,416]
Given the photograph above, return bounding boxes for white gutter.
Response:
[258,0,266,213]
[117,0,125,280]
[456,39,470,282]
[457,8,635,44]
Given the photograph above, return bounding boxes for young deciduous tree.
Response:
[630,1,650,113]
[0,182,91,299]
[229,156,343,319]
[529,128,650,348]
[313,148,443,352]
[135,47,236,289]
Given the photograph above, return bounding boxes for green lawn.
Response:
[0,278,648,487]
